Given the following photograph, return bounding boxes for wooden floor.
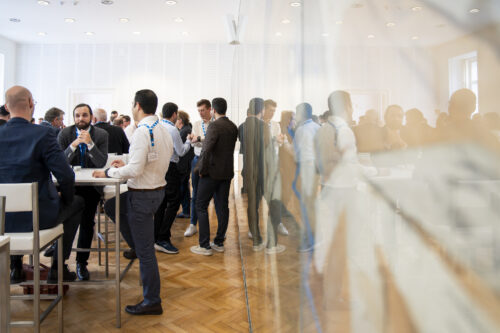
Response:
[10,184,249,333]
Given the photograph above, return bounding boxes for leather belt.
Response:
[128,185,165,192]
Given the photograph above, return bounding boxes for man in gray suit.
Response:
[57,103,108,280]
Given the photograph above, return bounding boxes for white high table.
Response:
[55,168,128,328]
[0,236,10,333]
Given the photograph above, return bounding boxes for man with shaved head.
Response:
[0,86,84,283]
[94,108,130,155]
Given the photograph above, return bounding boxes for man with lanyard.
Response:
[57,103,108,280]
[94,89,173,315]
[153,102,191,254]
[183,99,214,237]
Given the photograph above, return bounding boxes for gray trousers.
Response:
[105,190,164,305]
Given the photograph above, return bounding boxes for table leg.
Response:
[0,242,10,333]
[115,183,121,328]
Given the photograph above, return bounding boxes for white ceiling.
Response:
[0,0,498,46]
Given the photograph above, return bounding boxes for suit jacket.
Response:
[58,125,109,168]
[94,122,130,155]
[196,116,238,180]
[40,120,61,136]
[177,123,194,175]
[242,116,269,195]
[0,118,75,232]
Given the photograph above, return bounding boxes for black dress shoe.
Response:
[10,266,26,284]
[125,301,163,315]
[76,262,90,281]
[47,264,77,283]
[44,243,56,257]
[123,249,137,260]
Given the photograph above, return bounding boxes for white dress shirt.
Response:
[160,119,191,163]
[124,123,136,143]
[107,115,173,189]
[191,119,211,156]
[294,119,320,163]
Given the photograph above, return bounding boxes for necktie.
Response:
[79,143,87,167]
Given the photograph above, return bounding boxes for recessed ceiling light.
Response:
[38,0,50,6]
[281,19,291,24]
[174,17,184,23]
[119,18,129,23]
[38,32,47,36]
[386,22,396,27]
[133,31,141,35]
[182,31,189,36]
[411,36,419,40]
[412,6,422,11]
[322,33,329,37]
[101,0,113,4]
[275,32,283,37]
[85,31,95,36]
[64,18,75,23]
[336,20,343,25]
[9,18,21,23]
[469,8,480,13]
[290,2,301,7]
[352,3,364,8]
[367,34,375,39]
[165,0,177,5]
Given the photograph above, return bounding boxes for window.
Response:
[449,51,479,113]
[0,53,4,105]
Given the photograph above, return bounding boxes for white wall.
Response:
[0,35,17,104]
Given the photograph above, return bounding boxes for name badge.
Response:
[148,151,159,162]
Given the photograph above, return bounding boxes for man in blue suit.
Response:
[0,86,83,283]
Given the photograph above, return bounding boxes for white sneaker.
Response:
[266,244,286,254]
[190,245,213,256]
[253,243,265,252]
[210,242,224,253]
[277,223,289,236]
[248,231,253,239]
[184,224,197,237]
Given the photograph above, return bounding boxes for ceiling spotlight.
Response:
[38,32,47,36]
[174,17,184,23]
[101,0,113,4]
[367,34,375,39]
[335,20,343,25]
[85,31,95,36]
[182,31,189,36]
[412,36,419,40]
[9,18,21,23]
[281,19,291,24]
[469,8,480,13]
[165,0,177,5]
[322,33,329,37]
[290,2,301,7]
[386,22,396,27]
[133,31,141,35]
[64,18,75,23]
[38,0,50,5]
[275,32,283,37]
[412,6,422,11]
[119,18,129,23]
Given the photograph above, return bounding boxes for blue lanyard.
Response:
[162,119,175,126]
[201,121,208,136]
[138,120,159,147]
[75,127,88,167]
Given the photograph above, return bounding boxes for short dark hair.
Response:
[121,115,131,122]
[44,107,64,122]
[162,102,178,119]
[111,110,118,115]
[113,118,123,126]
[212,98,227,115]
[249,98,264,116]
[0,105,9,116]
[73,103,93,117]
[177,110,190,125]
[134,89,158,115]
[196,99,211,109]
[264,99,277,109]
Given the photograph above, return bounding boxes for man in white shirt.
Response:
[94,89,173,316]
[184,99,214,237]
[154,102,191,254]
[124,121,136,143]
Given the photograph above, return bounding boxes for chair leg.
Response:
[57,236,63,333]
[33,251,40,333]
[97,204,102,267]
[105,214,109,278]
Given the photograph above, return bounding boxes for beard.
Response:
[76,120,90,130]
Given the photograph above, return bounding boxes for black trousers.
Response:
[11,196,84,269]
[75,186,101,264]
[266,199,282,247]
[246,179,263,246]
[154,162,181,243]
[196,176,231,249]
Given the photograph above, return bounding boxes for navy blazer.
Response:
[0,118,75,232]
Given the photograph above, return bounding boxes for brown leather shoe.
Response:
[125,301,163,315]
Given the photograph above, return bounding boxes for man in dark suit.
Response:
[58,103,108,280]
[190,98,238,255]
[94,108,130,155]
[0,86,83,283]
[40,107,65,135]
